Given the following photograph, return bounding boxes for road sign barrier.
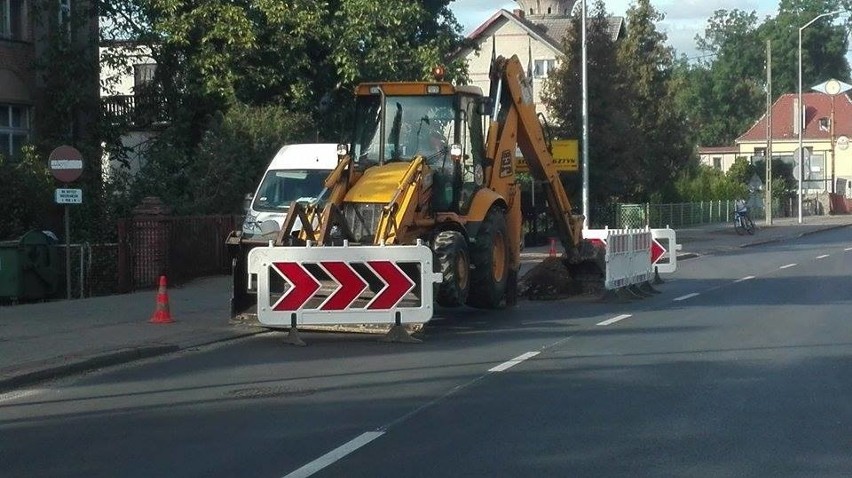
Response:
[248,241,442,327]
[583,228,653,290]
[650,228,680,274]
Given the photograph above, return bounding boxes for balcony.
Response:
[102,93,169,128]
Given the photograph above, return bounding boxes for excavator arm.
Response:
[485,55,585,257]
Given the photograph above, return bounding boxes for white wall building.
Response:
[454,0,623,120]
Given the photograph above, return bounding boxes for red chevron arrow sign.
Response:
[367,261,416,309]
[650,239,667,264]
[249,243,442,327]
[271,262,321,311]
[320,261,368,311]
[270,260,415,311]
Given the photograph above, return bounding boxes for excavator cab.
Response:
[350,83,488,216]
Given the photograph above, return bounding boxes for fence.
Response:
[590,197,833,229]
[523,195,829,239]
[117,214,240,291]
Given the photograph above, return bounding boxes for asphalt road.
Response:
[1,228,851,478]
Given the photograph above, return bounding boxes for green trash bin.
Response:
[0,230,61,303]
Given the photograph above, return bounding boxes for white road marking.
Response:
[845,247,852,251]
[816,254,830,259]
[283,431,385,478]
[779,263,797,269]
[0,389,41,403]
[597,314,632,326]
[674,293,699,301]
[489,351,540,372]
[734,276,755,283]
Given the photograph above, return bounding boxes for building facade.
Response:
[454,0,623,120]
[0,0,98,163]
[701,92,852,194]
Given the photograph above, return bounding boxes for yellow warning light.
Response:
[432,65,446,81]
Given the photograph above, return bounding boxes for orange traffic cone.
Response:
[549,238,557,257]
[150,275,174,324]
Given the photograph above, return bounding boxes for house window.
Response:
[1,0,24,40]
[133,63,156,89]
[819,117,830,131]
[0,103,31,163]
[0,0,9,38]
[534,59,556,78]
[58,0,70,37]
[713,157,722,170]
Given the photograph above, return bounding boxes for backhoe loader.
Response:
[228,55,604,331]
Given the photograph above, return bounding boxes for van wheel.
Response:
[433,230,470,307]
[467,206,509,309]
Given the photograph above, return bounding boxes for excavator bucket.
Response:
[246,241,443,327]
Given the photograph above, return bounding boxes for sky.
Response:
[450,0,779,60]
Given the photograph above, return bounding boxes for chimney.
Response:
[793,97,800,135]
[513,9,525,18]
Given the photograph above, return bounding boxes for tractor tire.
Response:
[433,230,470,307]
[467,206,509,309]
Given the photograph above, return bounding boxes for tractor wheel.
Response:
[467,206,509,309]
[433,230,470,307]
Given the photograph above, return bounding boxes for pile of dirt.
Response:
[518,257,583,300]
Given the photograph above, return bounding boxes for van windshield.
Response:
[252,169,329,211]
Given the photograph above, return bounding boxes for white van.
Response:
[241,143,339,238]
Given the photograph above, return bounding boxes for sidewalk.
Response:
[2,214,851,392]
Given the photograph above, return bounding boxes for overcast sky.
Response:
[450,0,779,60]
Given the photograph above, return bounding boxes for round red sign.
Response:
[48,145,84,183]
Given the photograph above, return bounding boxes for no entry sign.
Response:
[49,145,83,183]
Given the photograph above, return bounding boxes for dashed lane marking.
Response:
[816,254,830,259]
[597,314,632,326]
[0,389,42,404]
[845,247,852,252]
[734,276,755,283]
[780,263,797,269]
[283,432,385,478]
[673,293,699,302]
[489,352,540,372]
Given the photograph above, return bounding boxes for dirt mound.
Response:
[518,257,583,300]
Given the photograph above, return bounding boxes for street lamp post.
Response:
[581,0,589,229]
[798,10,843,223]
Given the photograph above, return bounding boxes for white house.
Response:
[454,0,624,119]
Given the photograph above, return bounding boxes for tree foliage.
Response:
[93,0,470,217]
[674,0,851,147]
[542,0,692,205]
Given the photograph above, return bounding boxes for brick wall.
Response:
[0,40,36,103]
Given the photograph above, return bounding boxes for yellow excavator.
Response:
[228,55,604,334]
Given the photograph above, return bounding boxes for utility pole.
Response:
[581,0,589,228]
[765,39,773,225]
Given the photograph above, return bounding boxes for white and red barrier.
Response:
[247,241,442,327]
[583,227,681,293]
[650,228,680,274]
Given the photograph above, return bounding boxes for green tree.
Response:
[726,157,756,185]
[761,0,851,96]
[96,0,469,214]
[542,1,640,205]
[616,0,692,201]
[692,9,766,146]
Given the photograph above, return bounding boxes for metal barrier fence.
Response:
[590,199,809,229]
[118,215,240,291]
[57,243,121,298]
[524,197,826,239]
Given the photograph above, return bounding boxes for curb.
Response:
[0,330,266,394]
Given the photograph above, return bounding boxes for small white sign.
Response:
[55,188,83,204]
[50,159,83,170]
[837,135,849,150]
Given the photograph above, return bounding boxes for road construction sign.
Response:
[248,241,442,327]
[516,139,578,173]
